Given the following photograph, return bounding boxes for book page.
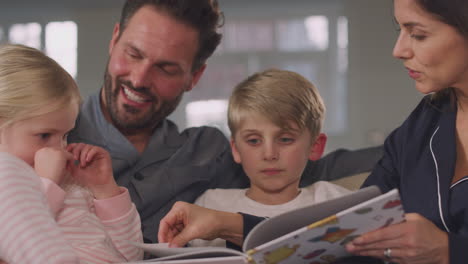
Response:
[122,257,248,264]
[125,241,246,262]
[123,256,246,264]
[243,185,381,250]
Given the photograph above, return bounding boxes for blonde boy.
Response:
[190,69,350,247]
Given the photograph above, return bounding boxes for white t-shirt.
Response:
[190,181,351,247]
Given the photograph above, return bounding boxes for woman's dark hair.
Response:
[417,0,468,37]
[419,0,468,104]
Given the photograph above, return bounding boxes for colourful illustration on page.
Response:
[247,189,403,264]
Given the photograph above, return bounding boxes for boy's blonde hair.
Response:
[0,44,81,128]
[228,68,325,140]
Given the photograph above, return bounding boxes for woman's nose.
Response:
[392,32,413,60]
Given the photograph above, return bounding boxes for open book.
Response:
[125,186,404,263]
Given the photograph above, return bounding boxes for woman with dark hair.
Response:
[347,0,468,263]
[159,0,468,263]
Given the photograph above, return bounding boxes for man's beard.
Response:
[103,69,183,133]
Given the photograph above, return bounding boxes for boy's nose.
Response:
[263,145,279,161]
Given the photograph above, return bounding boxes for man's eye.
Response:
[160,65,180,76]
[129,53,139,59]
[126,49,141,59]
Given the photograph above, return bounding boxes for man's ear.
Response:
[109,23,121,55]
[308,133,327,161]
[186,64,206,92]
[230,137,242,164]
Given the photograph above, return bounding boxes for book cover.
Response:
[125,186,404,264]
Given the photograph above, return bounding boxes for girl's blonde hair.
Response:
[228,68,325,140]
[0,44,81,128]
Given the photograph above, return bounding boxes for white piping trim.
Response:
[451,177,468,189]
[429,126,450,232]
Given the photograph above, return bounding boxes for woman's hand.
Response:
[67,143,121,199]
[346,213,449,264]
[158,201,244,247]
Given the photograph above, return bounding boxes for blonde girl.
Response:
[0,44,143,264]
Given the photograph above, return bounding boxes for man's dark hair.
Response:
[119,0,223,71]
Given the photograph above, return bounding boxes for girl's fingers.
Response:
[67,143,107,169]
[63,149,75,161]
[67,143,93,167]
[78,145,92,166]
[67,143,85,160]
[85,146,100,163]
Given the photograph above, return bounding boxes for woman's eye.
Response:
[411,35,426,41]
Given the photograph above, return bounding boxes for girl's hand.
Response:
[34,147,74,186]
[67,143,121,199]
[346,213,449,264]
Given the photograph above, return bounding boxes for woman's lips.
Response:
[406,67,422,79]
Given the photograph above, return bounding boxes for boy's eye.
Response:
[279,137,294,144]
[246,138,260,145]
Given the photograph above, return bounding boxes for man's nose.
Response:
[130,63,153,89]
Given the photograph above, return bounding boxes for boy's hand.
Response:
[67,143,121,199]
[35,147,74,185]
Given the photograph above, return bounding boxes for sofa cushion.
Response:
[330,172,370,191]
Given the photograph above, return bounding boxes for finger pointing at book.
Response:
[346,213,449,264]
[159,201,244,247]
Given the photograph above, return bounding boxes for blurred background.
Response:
[0,0,422,152]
